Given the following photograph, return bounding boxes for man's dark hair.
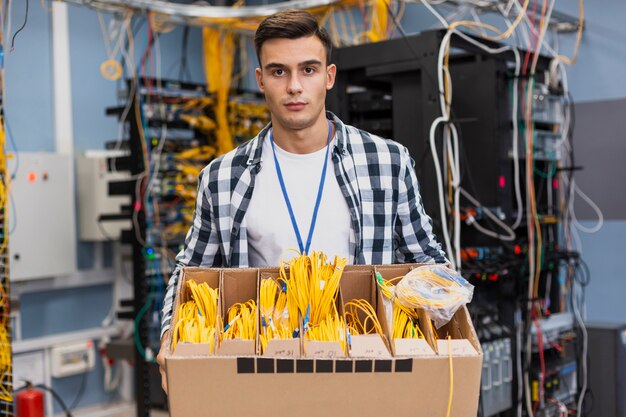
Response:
[254,9,333,66]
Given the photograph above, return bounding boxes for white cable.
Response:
[460,187,517,241]
[429,116,457,268]
[570,182,604,233]
[420,0,450,28]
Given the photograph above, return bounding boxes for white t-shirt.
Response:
[246,134,353,267]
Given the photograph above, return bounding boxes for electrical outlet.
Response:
[51,340,96,378]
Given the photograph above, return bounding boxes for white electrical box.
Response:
[51,340,96,378]
[13,351,46,389]
[76,151,131,241]
[8,152,76,281]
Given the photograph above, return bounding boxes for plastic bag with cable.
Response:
[395,264,474,329]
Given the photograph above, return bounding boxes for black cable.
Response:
[68,355,89,411]
[179,26,192,82]
[33,384,73,417]
[10,0,29,51]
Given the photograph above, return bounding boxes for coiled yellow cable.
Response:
[259,278,294,353]
[279,251,348,351]
[395,269,467,311]
[221,300,257,341]
[376,273,437,342]
[344,299,383,336]
[172,280,219,352]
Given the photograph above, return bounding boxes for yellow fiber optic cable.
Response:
[172,280,220,352]
[221,300,257,341]
[258,278,295,352]
[344,299,383,336]
[278,251,348,348]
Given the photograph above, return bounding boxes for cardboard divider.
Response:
[170,268,221,357]
[258,270,301,358]
[216,268,258,356]
[340,268,392,359]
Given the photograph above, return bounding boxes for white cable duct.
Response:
[61,0,345,26]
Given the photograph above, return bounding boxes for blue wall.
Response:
[5,2,206,411]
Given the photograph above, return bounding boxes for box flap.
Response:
[216,339,255,356]
[436,339,479,356]
[262,339,300,358]
[303,340,345,359]
[394,338,437,356]
[349,334,392,358]
[173,343,213,357]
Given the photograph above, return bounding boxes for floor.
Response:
[65,403,169,417]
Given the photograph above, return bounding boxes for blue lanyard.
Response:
[269,120,333,255]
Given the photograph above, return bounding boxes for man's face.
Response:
[255,35,336,132]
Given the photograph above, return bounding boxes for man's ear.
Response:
[326,64,337,90]
[255,67,264,93]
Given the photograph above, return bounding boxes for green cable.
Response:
[534,161,557,178]
[134,252,157,363]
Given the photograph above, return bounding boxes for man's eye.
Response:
[304,67,315,74]
[273,69,284,76]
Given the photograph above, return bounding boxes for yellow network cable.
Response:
[375,273,437,343]
[344,299,383,336]
[395,269,468,312]
[221,300,257,341]
[305,308,347,353]
[278,251,348,351]
[259,278,295,353]
[172,280,220,352]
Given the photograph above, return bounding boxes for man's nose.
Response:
[287,74,303,95]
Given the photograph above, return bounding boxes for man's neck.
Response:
[270,114,332,154]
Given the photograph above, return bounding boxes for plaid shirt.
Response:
[161,112,448,337]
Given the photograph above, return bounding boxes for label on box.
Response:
[304,341,345,359]
[349,334,392,358]
[394,338,436,357]
[436,339,478,356]
[263,339,300,358]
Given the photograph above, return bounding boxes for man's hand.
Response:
[156,330,170,394]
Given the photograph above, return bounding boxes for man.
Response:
[157,9,447,392]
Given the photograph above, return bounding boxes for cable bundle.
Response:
[280,251,348,352]
[305,313,347,353]
[395,265,473,328]
[172,280,220,352]
[344,299,383,336]
[221,300,257,341]
[376,273,433,343]
[259,278,294,353]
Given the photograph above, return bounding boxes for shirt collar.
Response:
[246,111,347,166]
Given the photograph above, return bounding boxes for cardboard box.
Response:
[166,264,483,417]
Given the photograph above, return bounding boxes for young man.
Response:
[157,9,447,392]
